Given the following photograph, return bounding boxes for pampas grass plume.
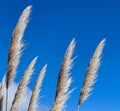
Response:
[0,77,5,111]
[10,57,38,111]
[28,65,47,111]
[51,38,76,111]
[77,39,106,110]
[6,5,32,89]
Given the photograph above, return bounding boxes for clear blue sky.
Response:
[0,0,120,111]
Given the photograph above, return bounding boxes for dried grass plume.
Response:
[51,38,76,111]
[78,39,106,111]
[0,77,5,111]
[11,57,38,111]
[28,65,47,111]
[6,5,32,89]
[5,6,32,111]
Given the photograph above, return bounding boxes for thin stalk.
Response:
[6,89,8,111]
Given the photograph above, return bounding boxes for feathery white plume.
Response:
[10,57,38,111]
[0,77,5,111]
[6,5,32,88]
[78,39,106,110]
[51,38,76,111]
[28,65,47,111]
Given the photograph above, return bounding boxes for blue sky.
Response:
[0,0,120,111]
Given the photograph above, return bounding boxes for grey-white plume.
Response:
[28,65,47,111]
[10,57,38,111]
[6,5,32,89]
[0,77,5,111]
[51,38,76,111]
[78,39,106,110]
